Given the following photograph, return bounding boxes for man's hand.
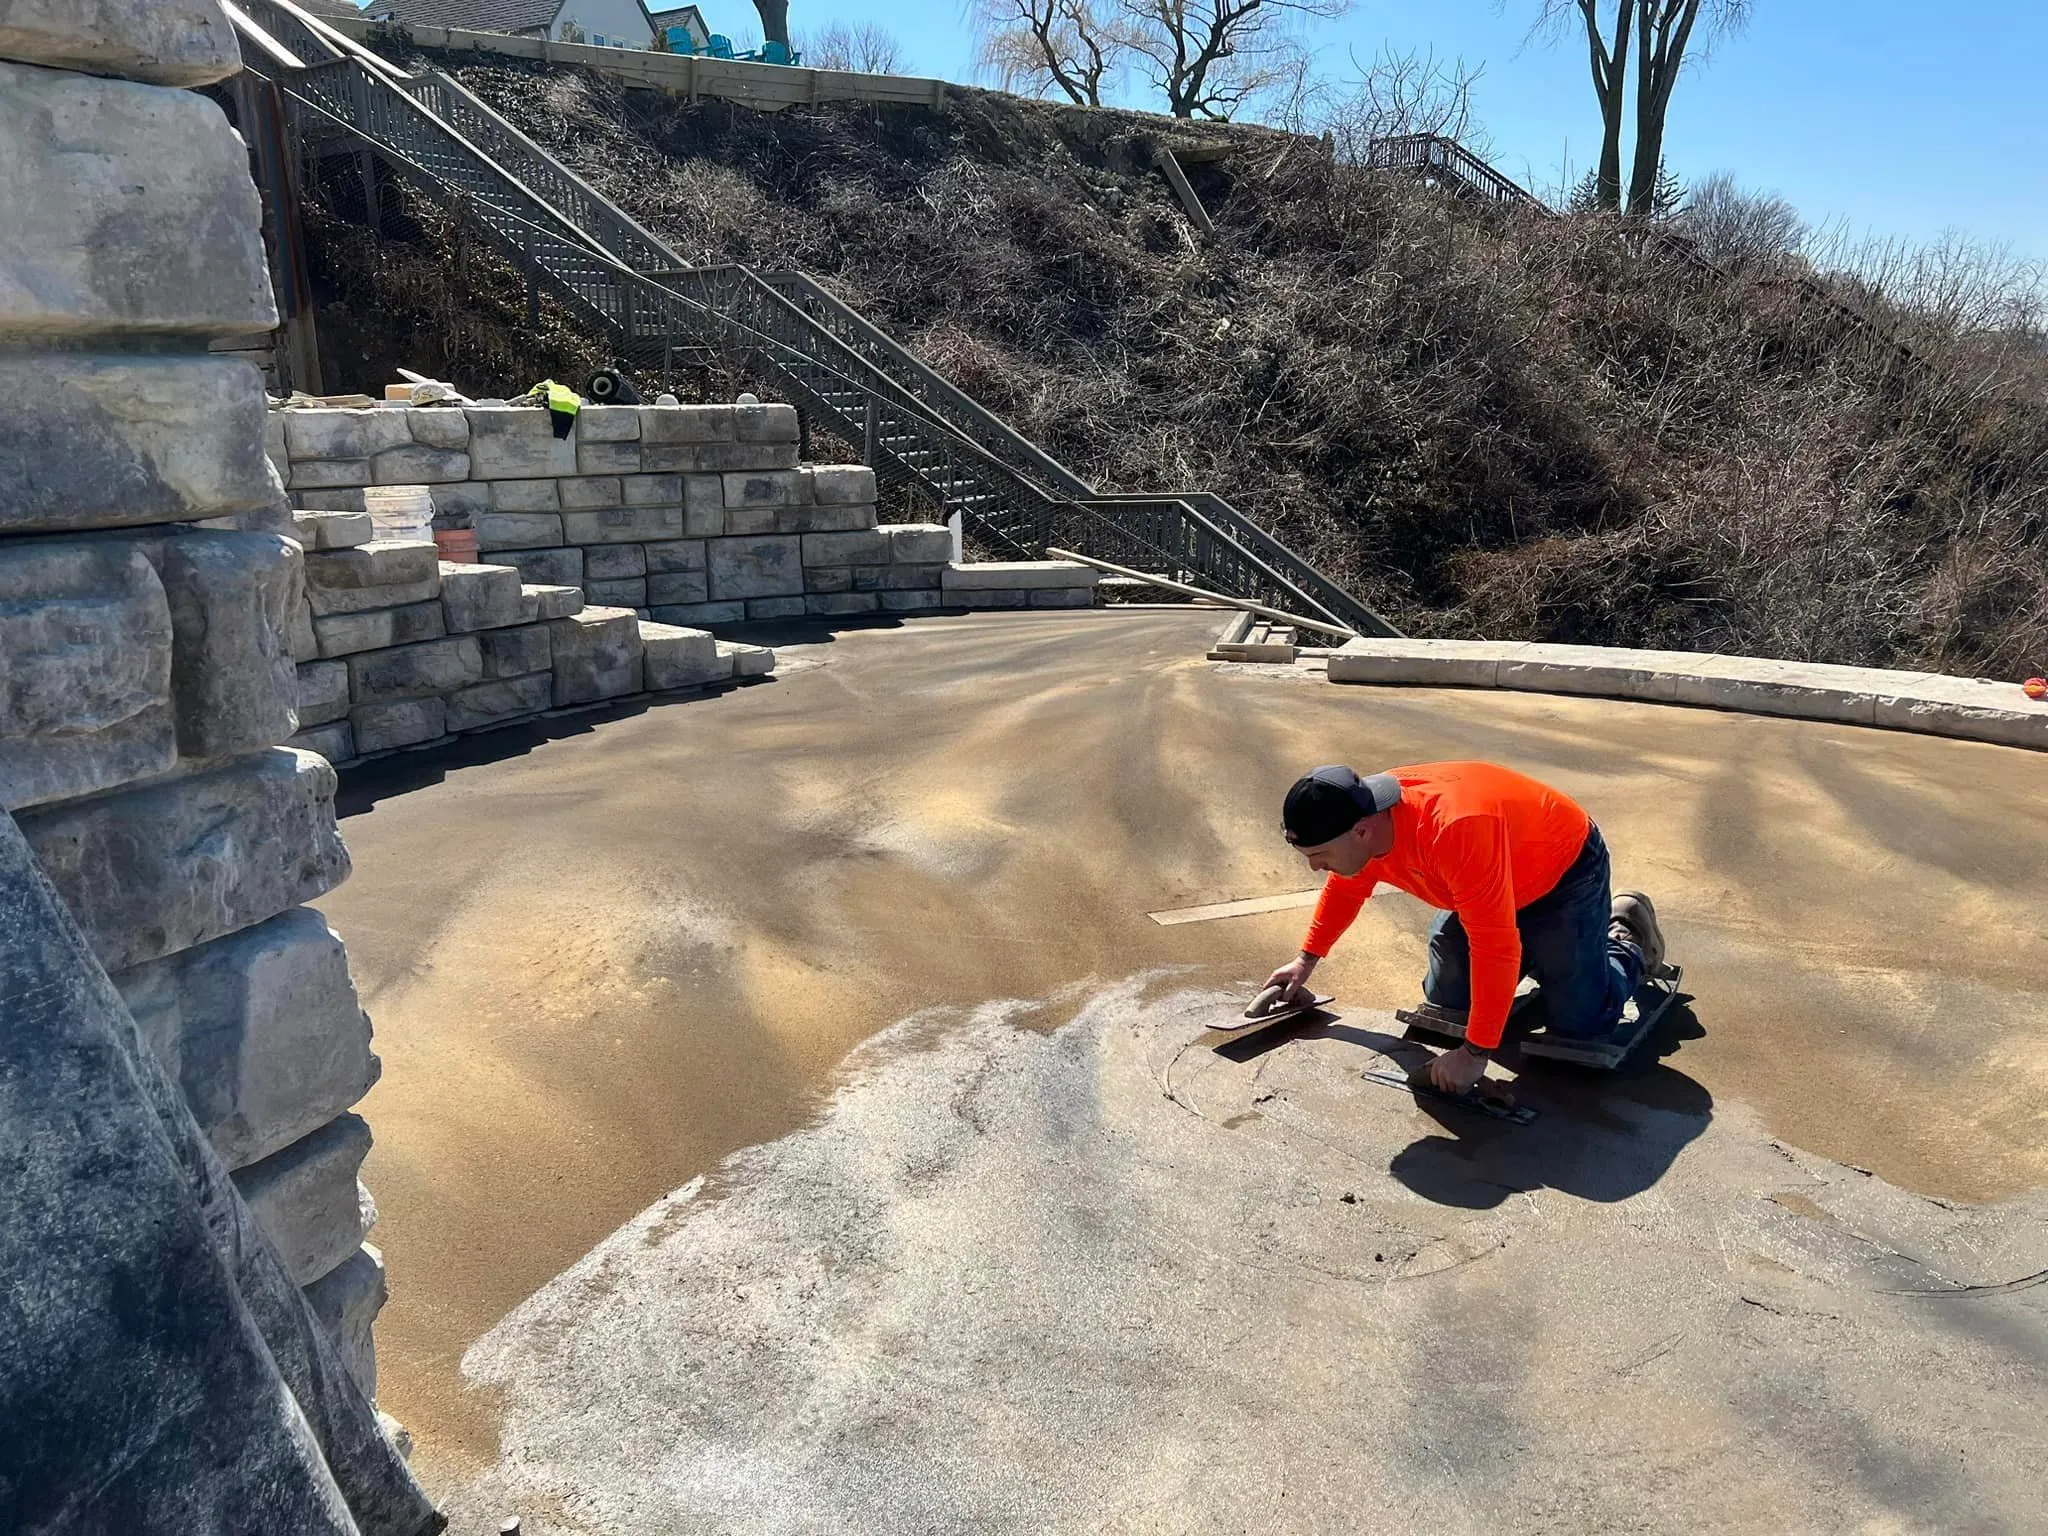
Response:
[1264,953,1319,1004]
[1426,1043,1489,1095]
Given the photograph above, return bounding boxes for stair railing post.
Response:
[862,397,878,466]
[357,149,380,237]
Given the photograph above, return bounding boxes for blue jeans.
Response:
[1421,824,1644,1041]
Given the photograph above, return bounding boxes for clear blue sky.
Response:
[684,0,2048,262]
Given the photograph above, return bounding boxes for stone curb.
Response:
[1326,639,2048,752]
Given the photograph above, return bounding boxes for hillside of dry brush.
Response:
[315,53,2048,678]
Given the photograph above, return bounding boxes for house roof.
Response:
[647,4,707,37]
[362,0,566,33]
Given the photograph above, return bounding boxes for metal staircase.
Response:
[228,0,1399,636]
[1367,134,1538,207]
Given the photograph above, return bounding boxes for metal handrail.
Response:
[231,0,1398,634]
[401,69,681,276]
[751,270,1095,498]
[290,100,1053,550]
[1368,134,1536,206]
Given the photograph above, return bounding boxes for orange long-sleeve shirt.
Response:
[1300,762,1592,1050]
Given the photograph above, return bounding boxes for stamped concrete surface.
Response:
[320,611,2048,1530]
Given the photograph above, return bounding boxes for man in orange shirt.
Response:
[1264,763,1665,1096]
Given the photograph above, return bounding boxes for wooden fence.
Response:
[324,13,949,112]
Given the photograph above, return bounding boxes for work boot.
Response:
[1610,891,1665,973]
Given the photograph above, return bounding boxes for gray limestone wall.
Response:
[274,401,1106,619]
[281,514,773,771]
[0,0,406,1445]
[274,402,960,622]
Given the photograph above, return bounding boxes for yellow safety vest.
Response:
[530,379,581,418]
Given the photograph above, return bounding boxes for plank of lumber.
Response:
[1045,547,1357,639]
[1154,148,1215,236]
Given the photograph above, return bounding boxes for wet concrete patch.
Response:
[448,982,2048,1535]
[322,611,2048,1492]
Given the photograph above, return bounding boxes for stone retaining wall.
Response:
[272,402,965,622]
[0,0,429,1506]
[284,507,772,769]
[272,402,1106,620]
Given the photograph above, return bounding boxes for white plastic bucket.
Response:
[363,484,434,543]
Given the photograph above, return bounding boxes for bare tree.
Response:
[803,20,905,72]
[1536,1,1748,214]
[752,0,789,49]
[1302,46,1486,160]
[973,0,1129,107]
[1121,0,1351,119]
[1565,1,1630,210]
[1680,171,1803,270]
[976,0,1349,119]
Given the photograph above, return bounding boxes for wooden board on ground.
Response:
[1394,965,1683,1071]
[1394,988,1542,1044]
[1522,966,1682,1068]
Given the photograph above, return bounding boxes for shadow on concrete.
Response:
[1215,1001,1714,1211]
[333,679,774,818]
[719,615,910,650]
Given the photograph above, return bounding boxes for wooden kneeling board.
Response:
[1395,966,1682,1070]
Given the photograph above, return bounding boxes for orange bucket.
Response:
[435,527,480,563]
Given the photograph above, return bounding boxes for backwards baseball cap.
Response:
[1282,765,1401,846]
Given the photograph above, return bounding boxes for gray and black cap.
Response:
[1282,765,1401,846]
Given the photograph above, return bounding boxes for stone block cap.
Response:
[0,0,244,87]
[942,561,1099,591]
[1325,638,2048,752]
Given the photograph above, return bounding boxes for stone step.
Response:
[716,640,776,679]
[522,583,583,620]
[302,539,440,617]
[289,509,373,551]
[548,605,643,706]
[638,620,732,690]
[1324,638,2048,751]
[438,560,525,632]
[941,560,1099,591]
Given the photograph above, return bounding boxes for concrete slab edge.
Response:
[1325,639,2048,752]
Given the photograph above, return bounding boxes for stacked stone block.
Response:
[0,1,389,1410]
[270,406,1037,622]
[941,560,1104,609]
[283,512,771,769]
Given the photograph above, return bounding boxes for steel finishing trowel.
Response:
[1211,985,1336,1034]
